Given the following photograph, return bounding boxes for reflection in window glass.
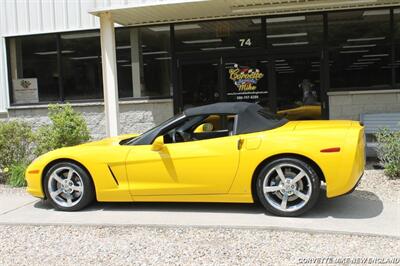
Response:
[115,28,133,98]
[267,15,323,49]
[275,55,322,120]
[267,14,323,120]
[8,34,59,103]
[116,27,171,99]
[329,10,391,91]
[174,19,262,53]
[61,31,103,100]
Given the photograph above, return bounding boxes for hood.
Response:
[79,133,139,147]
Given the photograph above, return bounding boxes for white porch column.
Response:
[99,12,120,137]
[0,37,10,113]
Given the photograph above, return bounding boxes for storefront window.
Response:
[7,27,171,105]
[61,31,103,100]
[268,14,323,120]
[7,34,59,103]
[329,9,391,91]
[116,26,171,99]
[6,8,399,109]
[274,55,322,120]
[174,18,263,53]
[115,28,133,98]
[267,15,323,49]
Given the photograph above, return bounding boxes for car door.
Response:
[125,124,240,196]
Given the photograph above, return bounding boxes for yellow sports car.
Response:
[26,102,365,217]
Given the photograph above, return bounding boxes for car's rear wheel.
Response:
[256,158,320,217]
[44,162,95,211]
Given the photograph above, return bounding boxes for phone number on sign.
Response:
[236,95,259,100]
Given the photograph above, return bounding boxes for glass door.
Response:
[265,13,325,120]
[178,58,222,110]
[272,53,323,120]
[223,57,270,109]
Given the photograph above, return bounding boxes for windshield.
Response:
[125,114,185,145]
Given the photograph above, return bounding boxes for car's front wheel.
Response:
[44,162,95,211]
[256,158,320,217]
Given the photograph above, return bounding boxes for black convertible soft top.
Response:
[184,102,287,134]
[126,102,288,145]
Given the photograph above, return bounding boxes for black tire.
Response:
[43,162,95,211]
[256,157,320,217]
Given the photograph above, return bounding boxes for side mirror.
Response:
[194,123,214,133]
[152,136,164,151]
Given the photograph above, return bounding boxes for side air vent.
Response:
[107,166,119,186]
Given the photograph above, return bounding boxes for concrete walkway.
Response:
[0,191,399,238]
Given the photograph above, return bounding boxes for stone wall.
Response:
[328,90,400,120]
[2,99,174,140]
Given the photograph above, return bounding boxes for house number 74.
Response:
[239,38,252,47]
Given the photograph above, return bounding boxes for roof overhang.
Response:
[89,0,400,26]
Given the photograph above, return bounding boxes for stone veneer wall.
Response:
[1,99,174,140]
[328,90,400,120]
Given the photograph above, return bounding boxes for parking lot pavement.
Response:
[0,193,37,216]
[0,190,399,238]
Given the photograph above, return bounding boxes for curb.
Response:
[0,221,399,240]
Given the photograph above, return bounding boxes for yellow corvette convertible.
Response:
[26,102,365,217]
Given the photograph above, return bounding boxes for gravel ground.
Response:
[353,170,400,203]
[0,225,399,266]
[0,184,26,196]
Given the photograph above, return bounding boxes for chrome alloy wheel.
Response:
[48,166,84,208]
[262,163,312,213]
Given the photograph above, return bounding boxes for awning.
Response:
[90,0,400,26]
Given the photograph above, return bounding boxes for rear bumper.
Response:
[329,172,363,199]
[326,122,365,198]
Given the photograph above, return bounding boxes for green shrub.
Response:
[35,104,90,156]
[6,163,28,187]
[0,120,34,169]
[376,128,400,178]
[0,104,90,186]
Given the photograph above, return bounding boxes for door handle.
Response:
[237,139,244,150]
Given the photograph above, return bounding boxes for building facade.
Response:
[1,0,400,139]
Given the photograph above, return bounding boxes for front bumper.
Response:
[25,165,45,198]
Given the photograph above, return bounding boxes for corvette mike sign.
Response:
[227,64,268,101]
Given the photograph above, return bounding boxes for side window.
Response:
[194,115,228,132]
[163,114,237,144]
[191,115,236,141]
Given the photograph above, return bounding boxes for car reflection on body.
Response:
[277,104,322,120]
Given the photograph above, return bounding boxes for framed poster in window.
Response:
[12,78,39,104]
